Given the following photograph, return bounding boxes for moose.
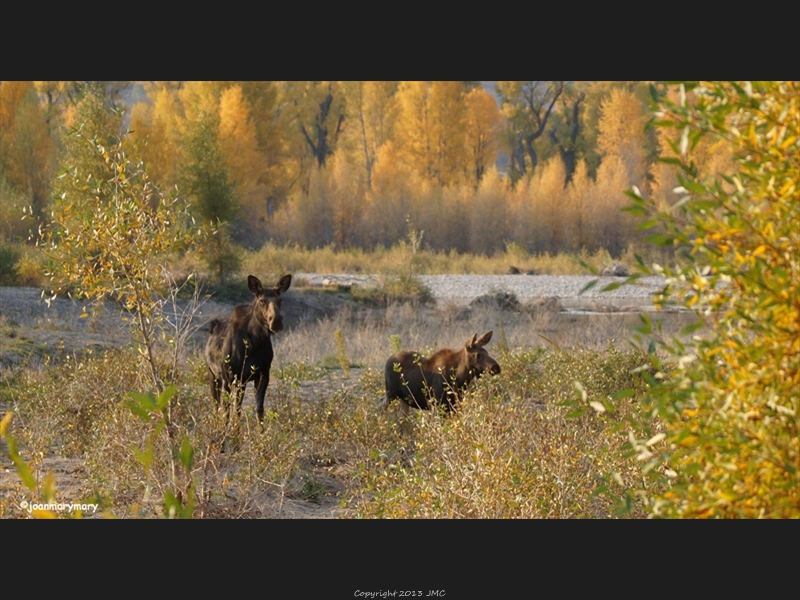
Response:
[380,331,501,414]
[205,273,292,422]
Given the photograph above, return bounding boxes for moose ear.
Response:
[465,333,478,349]
[275,273,292,293]
[247,275,263,294]
[475,331,493,346]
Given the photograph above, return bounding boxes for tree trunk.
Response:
[512,132,526,178]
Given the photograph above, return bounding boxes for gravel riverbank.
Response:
[295,273,668,309]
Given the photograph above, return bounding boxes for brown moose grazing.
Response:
[380,331,501,414]
[205,274,292,422]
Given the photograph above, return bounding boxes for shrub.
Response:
[40,129,203,394]
[0,244,20,285]
[624,82,799,517]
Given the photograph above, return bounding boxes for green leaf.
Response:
[649,83,660,103]
[634,313,653,335]
[623,204,649,217]
[177,436,194,471]
[163,490,182,519]
[5,435,37,492]
[125,400,151,421]
[156,385,178,411]
[612,388,636,400]
[679,320,705,336]
[128,391,157,412]
[679,177,707,195]
[600,282,623,292]
[579,279,599,295]
[636,218,662,230]
[565,407,588,419]
[131,444,154,469]
[647,233,674,246]
[624,189,644,202]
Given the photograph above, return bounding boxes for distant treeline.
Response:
[0,81,732,257]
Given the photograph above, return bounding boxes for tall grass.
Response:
[2,301,667,518]
[171,240,671,279]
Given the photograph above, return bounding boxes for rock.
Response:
[525,296,562,314]
[470,291,521,312]
[601,263,629,277]
[508,265,537,275]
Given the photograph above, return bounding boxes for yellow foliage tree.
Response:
[496,81,564,179]
[218,85,270,244]
[591,153,631,256]
[597,87,648,192]
[340,81,398,191]
[528,156,569,253]
[0,81,54,231]
[395,81,467,187]
[625,81,800,518]
[567,159,593,249]
[367,141,414,247]
[129,87,182,189]
[468,166,507,255]
[464,87,502,187]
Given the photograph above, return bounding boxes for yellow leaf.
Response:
[778,180,796,197]
[0,411,12,437]
[779,135,797,150]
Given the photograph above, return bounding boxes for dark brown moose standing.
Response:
[205,274,292,422]
[381,331,501,414]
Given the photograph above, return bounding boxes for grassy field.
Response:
[1,238,675,291]
[0,280,686,519]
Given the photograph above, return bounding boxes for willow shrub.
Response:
[621,82,799,517]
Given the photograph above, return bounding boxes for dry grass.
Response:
[0,292,679,518]
[169,241,661,280]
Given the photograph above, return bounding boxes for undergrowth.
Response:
[2,339,662,518]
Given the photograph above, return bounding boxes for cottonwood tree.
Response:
[394,81,468,187]
[340,81,398,192]
[129,86,182,189]
[464,87,503,187]
[497,81,564,180]
[597,87,649,192]
[179,103,239,283]
[217,85,271,247]
[0,81,55,237]
[548,82,588,185]
[279,81,346,170]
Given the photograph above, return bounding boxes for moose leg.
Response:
[208,369,222,404]
[254,372,269,423]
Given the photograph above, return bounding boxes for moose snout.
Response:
[269,315,283,333]
[489,362,501,375]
